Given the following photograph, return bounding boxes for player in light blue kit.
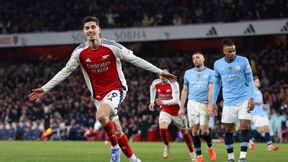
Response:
[211,39,255,162]
[249,76,279,151]
[179,52,216,162]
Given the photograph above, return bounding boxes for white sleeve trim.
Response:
[150,79,159,104]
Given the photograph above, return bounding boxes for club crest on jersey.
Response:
[197,74,201,80]
[85,58,91,63]
[236,65,241,70]
[228,66,232,72]
[102,55,110,60]
[166,89,171,92]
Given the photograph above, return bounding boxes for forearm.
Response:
[212,77,221,104]
[162,98,178,105]
[41,67,74,92]
[125,53,162,74]
[246,72,255,99]
[150,85,156,104]
[208,84,213,105]
[180,89,188,109]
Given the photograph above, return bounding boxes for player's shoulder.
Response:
[213,57,225,68]
[205,67,214,73]
[101,38,123,49]
[236,55,249,61]
[74,41,88,51]
[72,41,88,56]
[185,68,195,74]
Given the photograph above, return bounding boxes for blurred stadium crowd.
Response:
[0,43,287,142]
[0,0,288,33]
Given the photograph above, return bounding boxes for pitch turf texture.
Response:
[0,141,287,162]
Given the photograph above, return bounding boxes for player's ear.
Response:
[98,27,102,34]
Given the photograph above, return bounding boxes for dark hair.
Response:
[253,76,259,80]
[193,52,204,56]
[222,38,235,47]
[82,16,99,27]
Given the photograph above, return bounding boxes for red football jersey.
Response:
[42,38,162,101]
[150,79,180,116]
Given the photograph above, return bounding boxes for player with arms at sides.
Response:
[149,66,195,161]
[249,76,279,151]
[179,52,217,162]
[211,39,255,162]
[28,16,176,162]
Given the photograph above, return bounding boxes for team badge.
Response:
[197,74,201,79]
[228,66,232,72]
[102,55,110,60]
[236,65,240,70]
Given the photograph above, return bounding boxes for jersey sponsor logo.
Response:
[86,61,111,73]
[158,94,172,100]
[236,65,241,70]
[85,58,91,63]
[102,55,110,60]
[222,72,241,81]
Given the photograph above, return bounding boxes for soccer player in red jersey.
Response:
[149,67,195,161]
[29,16,176,162]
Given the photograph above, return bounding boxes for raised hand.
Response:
[28,88,45,101]
[160,71,177,82]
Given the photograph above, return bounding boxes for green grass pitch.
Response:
[0,141,287,162]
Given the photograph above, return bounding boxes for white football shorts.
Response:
[94,90,126,121]
[187,100,209,127]
[221,100,252,123]
[159,111,188,129]
[252,115,269,127]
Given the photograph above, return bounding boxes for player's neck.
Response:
[89,39,101,50]
[224,56,236,63]
[161,80,167,84]
[195,65,205,71]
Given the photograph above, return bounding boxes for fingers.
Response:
[161,72,177,82]
[28,89,44,101]
[167,74,177,82]
[28,93,38,101]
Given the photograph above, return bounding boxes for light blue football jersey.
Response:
[252,89,266,116]
[184,67,214,104]
[213,56,253,106]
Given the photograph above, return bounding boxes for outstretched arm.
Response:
[28,50,81,101]
[117,47,176,81]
